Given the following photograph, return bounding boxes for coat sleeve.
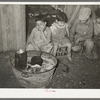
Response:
[70,19,79,41]
[82,19,94,40]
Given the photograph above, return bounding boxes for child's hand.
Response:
[75,37,82,44]
[75,38,80,44]
[59,44,62,47]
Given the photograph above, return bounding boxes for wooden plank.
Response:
[58,5,65,11]
[0,5,26,51]
[0,5,3,52]
[12,5,18,50]
[13,5,26,50]
[0,5,14,51]
[68,5,81,28]
[1,5,8,51]
[6,5,14,51]
[11,5,17,51]
[51,5,58,10]
[65,5,74,20]
[20,5,26,50]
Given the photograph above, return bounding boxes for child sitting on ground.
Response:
[26,15,53,54]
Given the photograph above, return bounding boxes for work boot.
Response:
[84,39,94,59]
[83,52,93,59]
[92,50,99,60]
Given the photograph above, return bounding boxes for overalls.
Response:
[50,22,70,44]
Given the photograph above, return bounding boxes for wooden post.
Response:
[65,5,74,20]
[0,5,26,51]
[64,5,67,13]
[68,5,81,28]
[0,6,3,52]
[51,5,58,10]
[13,5,26,50]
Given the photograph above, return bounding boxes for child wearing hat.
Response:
[71,7,94,59]
[50,11,72,61]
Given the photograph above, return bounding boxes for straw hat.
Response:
[79,7,91,20]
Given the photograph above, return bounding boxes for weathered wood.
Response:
[0,6,3,52]
[0,5,26,52]
[51,5,58,10]
[64,5,67,14]
[1,5,8,51]
[85,5,99,19]
[6,5,14,51]
[68,5,81,28]
[13,5,26,50]
[65,5,75,20]
[58,5,65,11]
[0,5,99,52]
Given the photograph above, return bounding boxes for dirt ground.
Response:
[0,51,100,88]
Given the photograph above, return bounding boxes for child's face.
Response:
[96,17,100,24]
[56,20,65,27]
[36,21,46,31]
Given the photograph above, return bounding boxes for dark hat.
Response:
[56,11,68,23]
[30,56,43,66]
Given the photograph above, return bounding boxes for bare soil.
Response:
[0,51,100,88]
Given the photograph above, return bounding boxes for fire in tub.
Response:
[12,50,57,88]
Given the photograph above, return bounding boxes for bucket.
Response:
[12,50,57,88]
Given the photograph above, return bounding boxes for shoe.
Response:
[83,52,93,59]
[92,51,99,60]
[72,45,81,52]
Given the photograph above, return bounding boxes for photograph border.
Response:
[0,1,100,98]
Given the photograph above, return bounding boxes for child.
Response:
[26,15,53,53]
[50,11,72,61]
[71,7,94,59]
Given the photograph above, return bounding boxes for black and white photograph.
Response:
[0,2,100,94]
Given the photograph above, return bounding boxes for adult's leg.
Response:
[84,39,94,59]
[92,44,99,60]
[92,37,100,60]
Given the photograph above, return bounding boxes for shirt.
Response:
[50,22,68,41]
[27,27,51,47]
[94,20,100,36]
[72,18,94,40]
